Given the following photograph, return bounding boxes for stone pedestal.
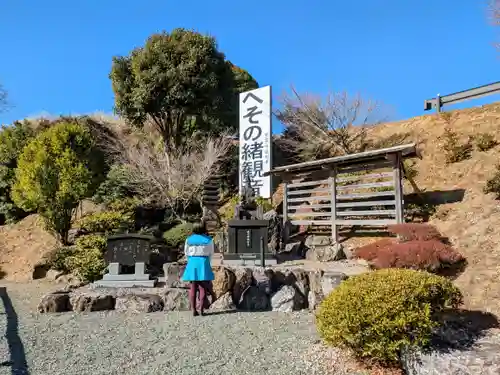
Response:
[93,262,157,288]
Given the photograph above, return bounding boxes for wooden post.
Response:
[329,166,338,243]
[392,153,404,224]
[282,182,288,226]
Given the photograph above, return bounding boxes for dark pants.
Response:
[189,281,216,313]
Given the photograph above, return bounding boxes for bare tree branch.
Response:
[97,119,233,219]
[275,86,386,161]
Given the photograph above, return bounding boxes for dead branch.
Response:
[98,119,232,218]
[275,86,386,160]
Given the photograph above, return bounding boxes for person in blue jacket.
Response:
[181,221,216,316]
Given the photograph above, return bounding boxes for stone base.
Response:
[92,279,157,288]
[101,274,152,281]
[220,258,278,267]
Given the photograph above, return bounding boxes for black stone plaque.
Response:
[226,219,272,261]
[104,234,154,266]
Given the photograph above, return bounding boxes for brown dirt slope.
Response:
[2,104,500,315]
[0,215,59,281]
[368,103,500,316]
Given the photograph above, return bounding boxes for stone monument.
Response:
[223,177,276,266]
[93,234,157,288]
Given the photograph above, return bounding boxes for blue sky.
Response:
[0,0,498,133]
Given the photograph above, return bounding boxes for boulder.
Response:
[212,267,236,298]
[162,288,190,311]
[208,292,236,313]
[45,269,64,281]
[304,235,332,248]
[271,285,305,312]
[306,243,346,262]
[239,285,270,311]
[163,263,189,288]
[272,268,310,299]
[115,294,164,313]
[231,267,253,304]
[307,270,347,310]
[38,292,71,313]
[251,267,273,295]
[70,293,115,312]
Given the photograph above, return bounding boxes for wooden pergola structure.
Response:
[264,143,419,242]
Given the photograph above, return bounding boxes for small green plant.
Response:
[77,210,133,234]
[484,165,500,199]
[403,160,418,180]
[474,132,498,152]
[163,222,194,248]
[316,268,462,365]
[45,246,77,273]
[65,234,107,282]
[442,128,473,164]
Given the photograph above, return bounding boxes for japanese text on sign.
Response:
[239,86,272,198]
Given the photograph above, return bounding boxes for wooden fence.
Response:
[282,155,404,242]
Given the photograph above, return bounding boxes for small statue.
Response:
[234,175,259,219]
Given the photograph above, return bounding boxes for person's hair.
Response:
[192,220,207,235]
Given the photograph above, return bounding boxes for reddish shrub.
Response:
[388,223,444,242]
[353,239,395,261]
[370,240,465,273]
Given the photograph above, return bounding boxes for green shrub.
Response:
[163,222,194,248]
[45,246,77,273]
[484,165,500,198]
[107,197,140,214]
[474,132,498,152]
[77,210,133,234]
[92,164,135,206]
[11,122,106,244]
[66,234,107,282]
[316,268,463,365]
[442,128,473,164]
[0,121,36,222]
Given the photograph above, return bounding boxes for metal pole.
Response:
[260,236,265,267]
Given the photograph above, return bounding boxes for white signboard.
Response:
[239,86,272,198]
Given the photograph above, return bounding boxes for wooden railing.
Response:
[283,156,404,241]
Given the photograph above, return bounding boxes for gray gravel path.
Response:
[0,282,325,375]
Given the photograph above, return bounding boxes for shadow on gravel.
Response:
[0,287,30,375]
[431,309,500,353]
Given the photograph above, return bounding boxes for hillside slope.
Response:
[2,103,500,316]
[368,103,500,316]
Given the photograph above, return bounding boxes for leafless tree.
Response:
[99,120,233,219]
[275,86,386,161]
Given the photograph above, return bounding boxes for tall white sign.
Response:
[239,86,272,198]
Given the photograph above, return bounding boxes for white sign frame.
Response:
[238,86,272,199]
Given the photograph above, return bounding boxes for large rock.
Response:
[304,235,332,248]
[208,292,236,313]
[38,292,71,313]
[271,285,305,312]
[251,267,273,295]
[232,267,253,304]
[115,294,164,313]
[70,293,115,312]
[306,243,346,262]
[307,270,347,310]
[162,288,190,311]
[163,263,189,288]
[212,267,236,298]
[239,285,270,311]
[272,268,310,299]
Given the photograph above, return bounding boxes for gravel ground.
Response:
[0,281,336,375]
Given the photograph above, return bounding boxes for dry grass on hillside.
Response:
[3,104,500,317]
[0,215,60,281]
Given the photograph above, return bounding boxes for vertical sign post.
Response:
[238,86,272,198]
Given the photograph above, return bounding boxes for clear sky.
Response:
[0,0,498,132]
